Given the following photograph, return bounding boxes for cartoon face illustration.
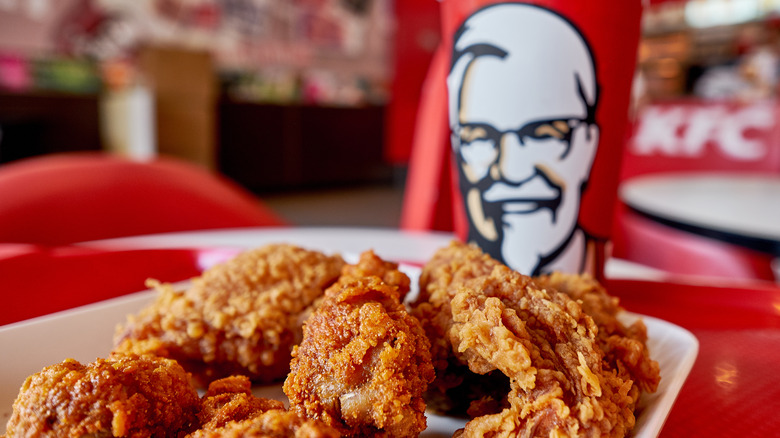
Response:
[447,3,600,275]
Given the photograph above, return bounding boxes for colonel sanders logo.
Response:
[447,3,600,275]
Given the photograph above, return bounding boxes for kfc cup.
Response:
[443,0,643,279]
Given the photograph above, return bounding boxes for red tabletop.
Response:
[606,278,780,437]
[0,245,205,326]
[2,240,779,436]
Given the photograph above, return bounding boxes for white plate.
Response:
[0,263,697,437]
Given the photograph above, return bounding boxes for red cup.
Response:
[442,0,643,279]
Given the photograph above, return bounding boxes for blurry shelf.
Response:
[217,101,391,192]
[0,91,102,163]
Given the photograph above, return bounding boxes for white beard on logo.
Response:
[500,206,580,275]
[500,211,554,275]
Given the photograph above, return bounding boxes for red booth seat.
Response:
[0,153,287,245]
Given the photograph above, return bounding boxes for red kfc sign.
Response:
[622,100,780,180]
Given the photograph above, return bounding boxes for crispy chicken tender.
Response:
[189,376,339,438]
[284,251,435,437]
[450,276,637,438]
[415,241,657,438]
[4,354,201,438]
[196,375,285,431]
[113,244,345,387]
[188,410,341,438]
[410,241,511,416]
[534,272,661,395]
[338,251,411,301]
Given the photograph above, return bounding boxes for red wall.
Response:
[384,0,441,165]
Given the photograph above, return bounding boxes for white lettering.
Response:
[718,103,772,160]
[681,107,725,156]
[631,103,772,161]
[632,106,686,155]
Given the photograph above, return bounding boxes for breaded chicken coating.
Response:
[189,375,339,438]
[284,251,435,437]
[410,241,511,417]
[196,375,285,431]
[414,241,659,438]
[4,354,200,438]
[188,410,340,438]
[534,272,661,396]
[113,244,345,386]
[449,274,636,438]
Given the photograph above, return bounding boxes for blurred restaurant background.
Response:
[1,0,779,280]
[0,0,398,184]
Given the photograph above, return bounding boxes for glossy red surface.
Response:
[0,246,203,326]
[606,278,780,437]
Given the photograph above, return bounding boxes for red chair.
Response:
[612,205,777,281]
[0,152,287,245]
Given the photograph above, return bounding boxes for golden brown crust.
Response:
[4,354,201,438]
[450,284,636,438]
[534,272,661,395]
[188,409,341,438]
[337,251,411,300]
[410,241,513,416]
[284,251,434,437]
[113,244,345,386]
[197,375,285,431]
[190,376,339,438]
[413,241,658,438]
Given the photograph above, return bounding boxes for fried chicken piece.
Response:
[338,250,411,301]
[284,251,435,437]
[189,409,341,438]
[189,376,339,438]
[450,279,636,438]
[417,241,651,437]
[113,244,345,387]
[410,241,511,416]
[197,375,285,430]
[4,354,201,438]
[534,272,661,395]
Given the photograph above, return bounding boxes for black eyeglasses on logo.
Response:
[455,118,588,159]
